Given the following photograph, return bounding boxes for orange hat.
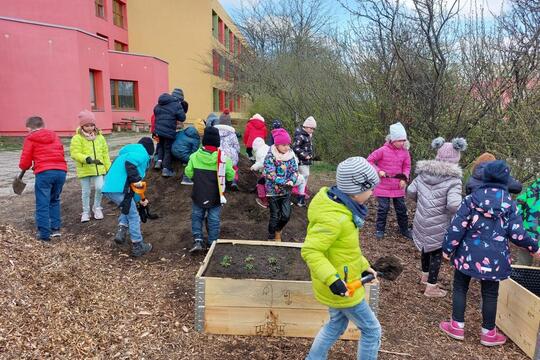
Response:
[473,152,496,171]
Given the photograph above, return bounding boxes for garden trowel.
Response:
[12,170,26,195]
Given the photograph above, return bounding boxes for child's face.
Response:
[276,144,290,154]
[303,126,315,135]
[82,124,96,132]
[351,189,373,204]
[392,140,406,149]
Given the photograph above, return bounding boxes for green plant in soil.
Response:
[245,255,255,263]
[268,256,280,272]
[245,263,255,271]
[220,255,232,268]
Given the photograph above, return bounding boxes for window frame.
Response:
[95,0,105,18]
[110,79,138,111]
[113,0,125,28]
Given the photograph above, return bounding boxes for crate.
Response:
[497,265,540,359]
[195,239,379,339]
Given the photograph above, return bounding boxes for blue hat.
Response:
[483,160,510,185]
[271,119,283,130]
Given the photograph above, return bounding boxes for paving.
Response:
[0,133,144,197]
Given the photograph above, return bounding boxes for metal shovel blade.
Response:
[12,171,26,195]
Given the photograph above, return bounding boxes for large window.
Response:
[113,0,125,28]
[213,88,220,112]
[95,0,105,18]
[110,80,137,110]
[212,11,219,38]
[89,69,103,110]
[89,71,97,110]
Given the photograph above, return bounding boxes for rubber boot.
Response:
[132,241,152,257]
[114,225,128,244]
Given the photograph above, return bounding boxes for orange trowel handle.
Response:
[345,280,362,297]
[130,181,147,201]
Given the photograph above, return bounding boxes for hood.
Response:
[252,137,267,152]
[158,93,178,105]
[27,129,57,144]
[248,118,266,129]
[206,113,219,127]
[76,127,102,136]
[384,137,411,151]
[119,143,147,157]
[214,124,236,136]
[415,160,462,185]
[472,162,486,180]
[171,88,184,101]
[184,126,200,139]
[295,127,309,137]
[471,187,512,218]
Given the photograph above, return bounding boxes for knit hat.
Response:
[194,118,206,137]
[483,160,510,185]
[138,137,155,156]
[272,128,291,145]
[432,137,468,163]
[171,88,184,100]
[206,113,219,127]
[303,116,317,129]
[473,152,496,171]
[337,157,380,195]
[203,126,221,147]
[271,119,283,130]
[250,113,265,122]
[389,122,407,141]
[78,110,96,127]
[223,108,230,115]
[219,113,232,126]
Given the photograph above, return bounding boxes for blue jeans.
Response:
[34,170,66,240]
[191,203,221,244]
[104,192,143,243]
[306,300,381,360]
[80,175,104,214]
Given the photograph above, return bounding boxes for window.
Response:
[225,26,230,50]
[114,41,127,52]
[218,18,224,44]
[212,11,218,38]
[219,90,225,111]
[113,0,125,28]
[110,80,137,110]
[89,69,103,110]
[89,71,97,110]
[219,55,225,78]
[230,33,235,53]
[212,50,219,76]
[213,88,220,112]
[95,0,105,18]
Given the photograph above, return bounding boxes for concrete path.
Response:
[0,133,144,197]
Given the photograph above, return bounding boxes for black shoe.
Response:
[230,182,239,192]
[132,241,152,257]
[189,239,204,253]
[297,195,306,207]
[114,225,128,244]
[400,229,413,240]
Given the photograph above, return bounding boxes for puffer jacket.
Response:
[102,144,150,194]
[367,142,411,198]
[171,126,200,164]
[407,160,463,252]
[443,186,539,280]
[301,187,371,308]
[19,129,67,174]
[263,146,298,197]
[215,124,240,166]
[466,162,522,195]
[517,178,540,240]
[70,128,111,178]
[243,117,267,148]
[206,113,219,128]
[153,93,186,139]
[292,127,314,165]
[250,137,269,172]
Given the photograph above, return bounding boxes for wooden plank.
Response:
[215,239,303,248]
[196,241,219,277]
[204,306,360,340]
[497,278,540,359]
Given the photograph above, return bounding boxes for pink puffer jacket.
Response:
[367,142,411,198]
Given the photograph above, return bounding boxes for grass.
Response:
[0,137,24,151]
[311,161,336,174]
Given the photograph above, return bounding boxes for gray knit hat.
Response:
[337,157,380,195]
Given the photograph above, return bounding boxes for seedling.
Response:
[220,255,232,268]
[267,256,278,266]
[245,255,255,263]
[245,263,255,271]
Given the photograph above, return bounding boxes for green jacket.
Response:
[70,128,111,178]
[301,187,371,308]
[517,178,540,240]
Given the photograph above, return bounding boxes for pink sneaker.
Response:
[439,320,464,340]
[480,328,507,346]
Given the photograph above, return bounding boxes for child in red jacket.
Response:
[243,113,266,161]
[19,116,68,241]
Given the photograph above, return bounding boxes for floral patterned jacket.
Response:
[263,145,299,197]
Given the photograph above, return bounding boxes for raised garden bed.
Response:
[497,265,540,359]
[195,239,379,339]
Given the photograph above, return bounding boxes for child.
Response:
[219,108,232,126]
[185,127,235,253]
[466,152,522,195]
[293,116,316,193]
[19,116,68,241]
[215,123,240,190]
[367,121,412,239]
[266,119,283,145]
[516,177,540,265]
[153,90,186,177]
[171,125,201,185]
[263,128,298,241]
[440,160,540,346]
[205,113,219,128]
[243,113,266,161]
[69,110,111,222]
[301,157,381,360]
[407,137,467,297]
[251,137,270,208]
[102,137,154,257]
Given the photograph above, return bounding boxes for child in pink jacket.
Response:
[367,122,412,240]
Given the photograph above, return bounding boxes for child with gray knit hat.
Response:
[301,157,381,359]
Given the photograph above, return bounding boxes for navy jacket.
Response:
[466,162,522,195]
[153,93,186,139]
[443,185,538,281]
[293,127,314,165]
[172,126,200,164]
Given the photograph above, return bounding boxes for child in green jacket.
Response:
[517,177,540,265]
[302,157,381,360]
[69,110,111,222]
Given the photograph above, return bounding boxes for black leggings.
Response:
[268,194,292,238]
[157,136,173,170]
[421,248,443,284]
[376,196,409,233]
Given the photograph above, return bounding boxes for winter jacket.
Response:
[517,178,540,241]
[153,93,186,139]
[69,128,111,178]
[263,146,298,197]
[19,129,67,174]
[367,142,411,198]
[407,160,463,252]
[102,144,150,194]
[466,162,522,195]
[293,127,314,165]
[243,118,267,149]
[171,126,200,164]
[185,148,235,208]
[250,137,270,172]
[301,187,371,308]
[215,124,240,166]
[443,186,539,281]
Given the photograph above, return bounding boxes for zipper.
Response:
[92,140,99,175]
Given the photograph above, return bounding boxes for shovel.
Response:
[12,170,26,195]
[344,256,404,297]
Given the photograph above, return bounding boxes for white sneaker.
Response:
[81,212,91,223]
[93,206,104,220]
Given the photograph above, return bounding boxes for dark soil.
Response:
[204,243,310,281]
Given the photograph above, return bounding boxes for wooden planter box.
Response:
[497,265,540,359]
[195,240,379,339]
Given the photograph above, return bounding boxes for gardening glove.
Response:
[85,157,94,164]
[140,198,149,207]
[329,278,348,297]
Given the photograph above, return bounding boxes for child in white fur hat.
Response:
[293,116,317,206]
